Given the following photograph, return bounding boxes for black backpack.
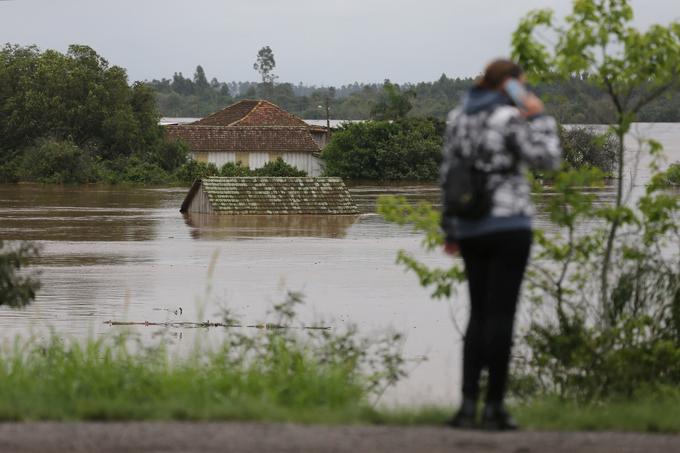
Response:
[442,152,493,220]
[442,112,517,220]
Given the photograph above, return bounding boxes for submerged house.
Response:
[165,100,328,176]
[180,177,358,215]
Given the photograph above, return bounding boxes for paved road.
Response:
[0,422,679,453]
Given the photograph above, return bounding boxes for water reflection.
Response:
[184,213,360,239]
[0,184,179,242]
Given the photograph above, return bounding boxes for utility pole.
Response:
[324,95,331,142]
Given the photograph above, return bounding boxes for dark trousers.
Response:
[458,229,532,403]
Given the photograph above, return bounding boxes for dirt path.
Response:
[0,422,679,453]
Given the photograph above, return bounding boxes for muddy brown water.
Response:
[0,123,678,407]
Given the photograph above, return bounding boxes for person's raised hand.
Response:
[521,92,544,118]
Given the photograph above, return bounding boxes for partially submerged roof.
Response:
[180,177,358,215]
[193,100,309,127]
[165,125,319,153]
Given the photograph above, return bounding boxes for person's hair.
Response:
[476,59,523,89]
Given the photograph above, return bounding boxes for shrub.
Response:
[322,118,442,181]
[174,160,219,184]
[16,139,102,184]
[152,140,188,172]
[651,162,680,187]
[220,161,251,177]
[559,126,618,174]
[118,157,170,185]
[252,158,307,177]
[0,240,40,308]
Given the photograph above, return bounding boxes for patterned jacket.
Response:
[440,88,561,240]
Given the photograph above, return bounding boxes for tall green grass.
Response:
[1,332,680,431]
[0,292,405,422]
[0,333,372,422]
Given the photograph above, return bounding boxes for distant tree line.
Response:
[0,43,633,184]
[148,69,680,123]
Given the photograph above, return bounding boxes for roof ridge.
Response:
[230,100,263,126]
[260,100,309,126]
[192,99,258,126]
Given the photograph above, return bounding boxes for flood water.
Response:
[1,123,679,407]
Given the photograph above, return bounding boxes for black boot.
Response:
[481,402,519,431]
[447,397,477,429]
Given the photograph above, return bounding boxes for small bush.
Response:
[153,140,188,172]
[218,158,307,178]
[17,139,103,184]
[252,158,307,177]
[174,160,219,184]
[0,240,40,308]
[651,162,680,187]
[119,157,170,185]
[220,161,251,177]
[0,160,20,183]
[559,126,618,173]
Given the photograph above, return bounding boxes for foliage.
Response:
[219,158,307,178]
[253,46,277,85]
[0,292,406,421]
[0,241,40,308]
[251,158,307,177]
[512,0,680,309]
[652,162,680,187]
[512,0,680,402]
[0,44,186,184]
[378,0,680,405]
[15,139,102,184]
[322,119,443,181]
[516,166,680,401]
[173,160,219,185]
[149,69,680,123]
[173,158,307,184]
[219,161,252,177]
[559,126,618,174]
[371,80,415,120]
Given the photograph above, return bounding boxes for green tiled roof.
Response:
[181,177,358,215]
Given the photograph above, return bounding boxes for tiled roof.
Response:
[165,125,320,153]
[180,177,358,215]
[193,100,309,127]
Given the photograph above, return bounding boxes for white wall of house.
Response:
[248,152,269,169]
[282,153,323,176]
[204,151,236,167]
[190,151,323,176]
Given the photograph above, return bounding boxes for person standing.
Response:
[440,59,561,430]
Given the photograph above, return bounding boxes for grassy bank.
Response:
[0,334,372,423]
[1,334,679,432]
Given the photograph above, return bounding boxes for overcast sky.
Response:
[1,0,678,86]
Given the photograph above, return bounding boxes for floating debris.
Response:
[103,320,330,330]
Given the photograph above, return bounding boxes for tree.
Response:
[193,65,209,92]
[322,119,441,180]
[511,0,680,318]
[377,0,680,401]
[0,44,182,184]
[253,46,277,84]
[370,80,415,120]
